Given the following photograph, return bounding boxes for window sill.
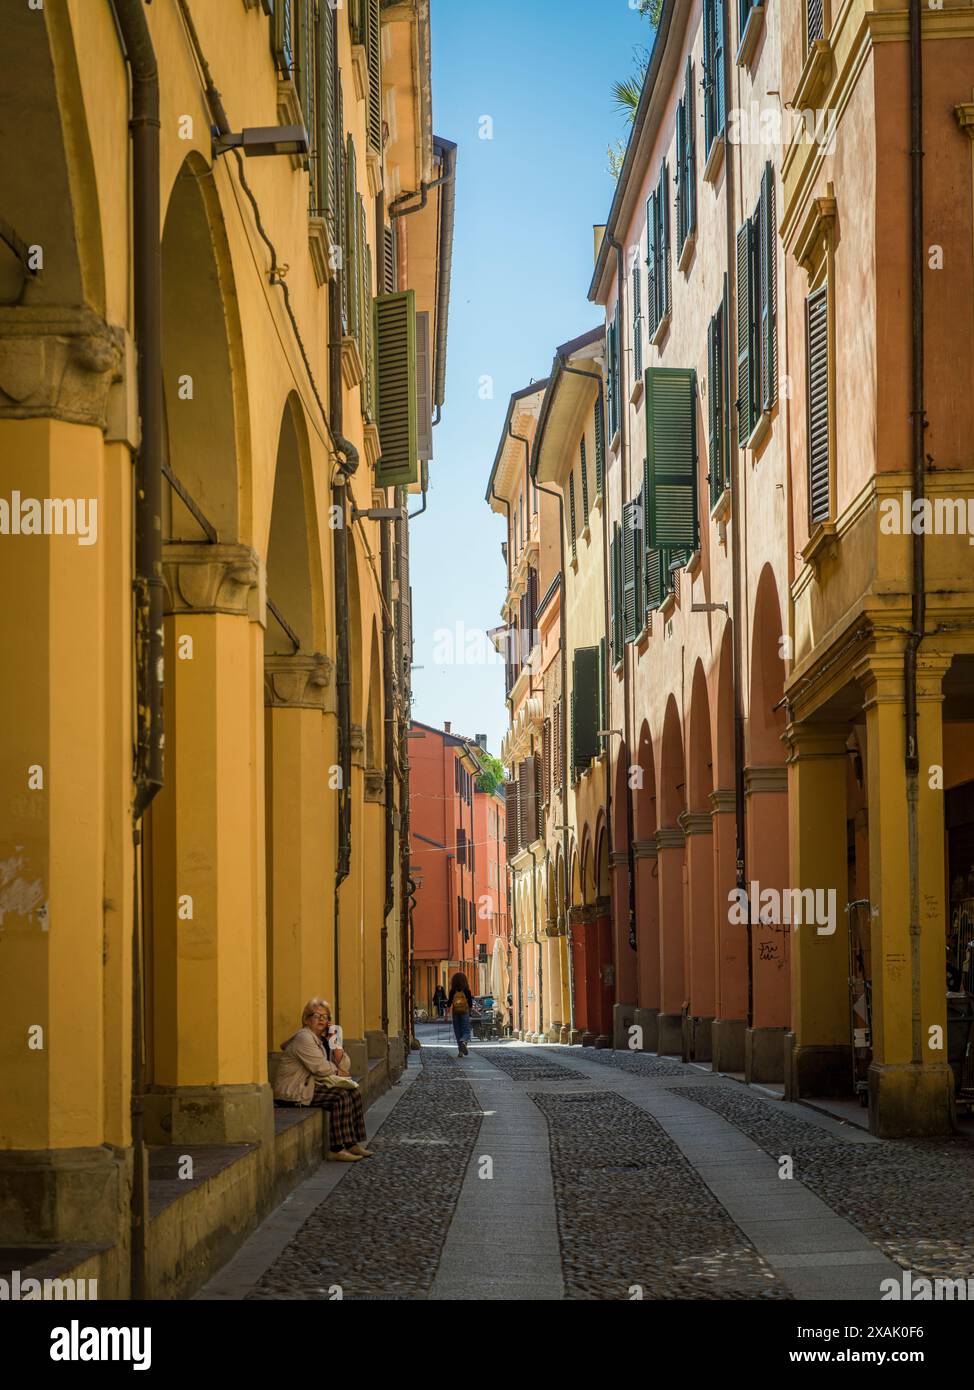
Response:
[594,491,604,513]
[570,554,579,574]
[362,421,381,471]
[276,80,307,171]
[351,43,370,102]
[635,619,652,651]
[677,230,696,274]
[341,336,365,389]
[630,377,644,408]
[735,5,766,69]
[703,135,725,186]
[308,216,333,288]
[650,311,671,349]
[610,428,621,455]
[686,548,702,577]
[745,410,772,454]
[581,523,591,544]
[659,592,676,621]
[710,486,731,525]
[801,520,837,571]
[792,39,834,113]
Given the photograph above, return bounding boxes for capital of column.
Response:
[743,765,788,796]
[609,849,629,869]
[709,787,735,815]
[782,721,850,763]
[568,903,596,926]
[595,895,611,916]
[956,103,974,139]
[633,838,658,860]
[364,768,384,802]
[656,825,685,850]
[543,916,560,939]
[0,305,125,432]
[678,809,713,838]
[853,646,953,709]
[163,542,264,624]
[264,651,334,710]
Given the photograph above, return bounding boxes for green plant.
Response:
[475,754,505,796]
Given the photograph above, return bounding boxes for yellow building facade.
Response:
[0,0,453,1294]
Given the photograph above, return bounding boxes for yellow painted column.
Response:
[0,407,131,1248]
[362,790,386,1042]
[784,723,851,1099]
[856,649,952,1137]
[338,736,367,1075]
[146,543,271,1146]
[544,928,563,1038]
[264,652,333,1056]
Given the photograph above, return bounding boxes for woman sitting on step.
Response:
[274,998,374,1162]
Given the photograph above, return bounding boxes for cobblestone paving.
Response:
[474,1045,589,1083]
[667,1083,974,1279]
[530,1089,789,1300]
[553,1045,700,1080]
[247,1049,482,1300]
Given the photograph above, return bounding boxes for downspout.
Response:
[112,0,160,1304]
[905,0,926,1065]
[607,233,639,965]
[380,513,395,1036]
[724,27,751,1030]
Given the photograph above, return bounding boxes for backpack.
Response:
[451,991,469,1014]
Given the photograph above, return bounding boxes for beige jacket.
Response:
[274,1027,352,1106]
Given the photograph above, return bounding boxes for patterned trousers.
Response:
[310,1082,367,1150]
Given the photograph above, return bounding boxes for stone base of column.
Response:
[343,1037,368,1078]
[0,1146,132,1247]
[143,1082,274,1147]
[711,1018,746,1073]
[594,1034,612,1049]
[684,1015,714,1062]
[388,1035,406,1077]
[365,1029,388,1060]
[546,1025,562,1043]
[657,1013,683,1056]
[612,1002,637,1050]
[632,1007,659,1051]
[568,1028,583,1045]
[867,1062,953,1138]
[745,1027,788,1084]
[784,1034,853,1100]
[581,1030,597,1047]
[558,1025,570,1045]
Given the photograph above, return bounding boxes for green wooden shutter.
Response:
[708,312,720,508]
[659,162,671,320]
[760,161,777,412]
[606,317,618,439]
[317,1,338,227]
[366,0,382,154]
[594,390,605,495]
[568,471,577,562]
[612,299,622,433]
[645,367,698,551]
[610,525,623,662]
[685,57,696,239]
[572,647,600,773]
[703,0,716,152]
[645,543,667,611]
[736,219,754,445]
[715,0,726,134]
[374,290,418,487]
[345,138,360,342]
[806,285,830,524]
[675,94,686,252]
[580,435,589,517]
[272,0,293,76]
[569,688,577,783]
[338,90,348,330]
[598,636,607,746]
[632,264,643,379]
[622,500,638,642]
[363,238,375,423]
[645,193,658,339]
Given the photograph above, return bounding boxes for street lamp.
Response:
[212,125,309,159]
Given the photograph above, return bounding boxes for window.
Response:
[457,827,467,866]
[806,283,830,524]
[632,260,643,381]
[646,161,671,340]
[568,470,577,563]
[736,161,777,445]
[594,390,606,496]
[374,291,419,486]
[607,302,622,439]
[571,648,601,779]
[622,497,643,642]
[707,281,730,507]
[644,367,699,555]
[580,435,590,518]
[610,522,623,663]
[702,0,727,156]
[807,0,826,47]
[675,58,696,258]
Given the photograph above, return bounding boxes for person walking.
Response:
[432,983,447,1019]
[449,971,473,1057]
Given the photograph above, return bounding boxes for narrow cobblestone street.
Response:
[202,1029,974,1303]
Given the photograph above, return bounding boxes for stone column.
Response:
[594,894,614,1048]
[609,848,636,1048]
[568,904,591,1042]
[264,651,334,1063]
[544,923,563,1042]
[744,765,790,1083]
[0,308,132,1252]
[680,809,715,1061]
[783,724,851,1100]
[145,543,272,1146]
[710,788,745,1072]
[855,649,952,1137]
[656,824,686,1054]
[632,838,659,1050]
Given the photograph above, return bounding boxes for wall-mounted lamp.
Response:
[212,125,309,159]
[351,506,406,522]
[691,602,729,615]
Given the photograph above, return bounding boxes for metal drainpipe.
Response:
[722,33,751,1031]
[905,0,926,1065]
[380,513,394,1036]
[606,232,639,977]
[111,0,160,1304]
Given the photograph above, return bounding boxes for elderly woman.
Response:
[274,998,373,1162]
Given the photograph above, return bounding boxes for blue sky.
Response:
[410,0,656,757]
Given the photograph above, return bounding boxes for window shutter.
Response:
[685,57,696,240]
[675,94,686,252]
[570,689,577,785]
[598,636,607,745]
[703,0,715,152]
[807,0,825,46]
[523,757,537,843]
[645,542,667,612]
[542,718,551,805]
[715,0,726,135]
[383,224,396,293]
[338,87,348,331]
[609,301,622,438]
[366,0,382,154]
[317,1,338,228]
[645,367,699,551]
[594,389,605,495]
[356,193,368,364]
[632,265,643,380]
[708,313,720,508]
[659,162,671,320]
[534,751,543,839]
[806,284,830,524]
[345,140,360,343]
[622,500,640,642]
[579,435,589,517]
[363,239,375,423]
[610,524,623,662]
[568,471,577,562]
[572,647,600,775]
[646,193,658,339]
[736,219,754,445]
[296,1,316,199]
[272,0,293,76]
[760,161,777,412]
[415,310,432,458]
[374,290,419,486]
[553,699,562,792]
[606,318,617,439]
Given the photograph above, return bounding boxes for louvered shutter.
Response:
[297,1,316,200]
[703,0,716,152]
[580,436,589,517]
[760,162,777,412]
[632,264,643,379]
[415,311,432,458]
[685,57,696,239]
[598,636,607,744]
[542,718,551,805]
[357,194,369,366]
[675,93,686,252]
[568,471,577,562]
[366,0,382,154]
[610,525,623,662]
[736,219,754,445]
[806,285,830,524]
[807,0,825,45]
[317,1,338,228]
[534,751,543,839]
[522,757,537,843]
[606,318,618,439]
[708,312,720,507]
[553,700,561,792]
[622,501,638,642]
[363,240,376,423]
[374,290,418,486]
[715,0,726,135]
[645,367,698,551]
[272,0,293,76]
[345,140,360,343]
[569,689,577,785]
[659,163,671,321]
[572,647,601,775]
[594,390,605,495]
[505,779,518,857]
[383,225,396,293]
[646,193,658,339]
